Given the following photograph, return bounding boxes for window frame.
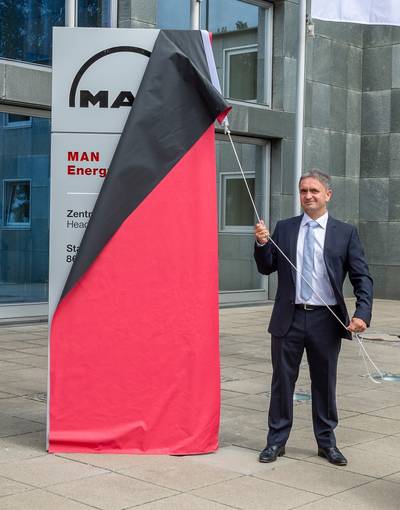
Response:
[223,43,258,103]
[219,171,256,233]
[3,113,32,129]
[210,0,273,107]
[2,179,32,230]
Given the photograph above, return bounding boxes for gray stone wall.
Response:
[304,20,363,226]
[303,21,400,299]
[359,26,400,299]
[268,0,298,233]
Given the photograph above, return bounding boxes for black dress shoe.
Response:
[318,446,347,466]
[259,444,285,463]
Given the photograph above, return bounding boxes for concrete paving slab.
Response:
[368,404,400,420]
[219,356,254,368]
[285,424,385,449]
[191,475,322,510]
[222,376,269,395]
[255,458,373,496]
[0,489,97,509]
[221,404,261,421]
[184,445,296,475]
[306,446,400,477]
[383,471,400,484]
[238,361,273,373]
[0,431,46,463]
[351,435,400,457]
[0,350,45,364]
[0,455,107,488]
[219,425,267,451]
[0,391,21,400]
[0,413,45,437]
[1,355,48,369]
[340,413,400,435]
[14,346,48,357]
[0,397,46,424]
[118,455,241,491]
[221,367,269,382]
[221,408,268,430]
[221,389,246,402]
[48,472,176,510]
[130,493,236,509]
[337,393,400,414]
[328,479,400,510]
[0,475,33,497]
[222,394,268,412]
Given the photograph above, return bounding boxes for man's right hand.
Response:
[255,220,270,245]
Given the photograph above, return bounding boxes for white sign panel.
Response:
[49,28,159,319]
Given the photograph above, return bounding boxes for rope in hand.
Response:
[224,121,384,384]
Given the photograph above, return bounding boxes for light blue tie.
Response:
[300,221,319,301]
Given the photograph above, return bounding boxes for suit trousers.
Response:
[267,307,342,448]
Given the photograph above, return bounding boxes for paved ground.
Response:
[0,299,399,509]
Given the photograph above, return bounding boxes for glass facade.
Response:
[78,0,111,27]
[0,0,65,65]
[0,0,112,65]
[156,0,190,29]
[0,1,272,310]
[0,113,50,304]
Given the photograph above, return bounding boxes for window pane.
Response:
[201,0,269,104]
[225,177,255,226]
[6,114,31,124]
[4,181,31,226]
[78,0,111,27]
[229,49,257,101]
[156,0,190,28]
[0,113,50,304]
[203,0,258,33]
[0,0,65,65]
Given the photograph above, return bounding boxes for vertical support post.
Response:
[293,0,307,215]
[191,0,200,30]
[65,0,77,27]
[110,0,118,28]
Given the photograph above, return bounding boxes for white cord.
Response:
[225,123,384,383]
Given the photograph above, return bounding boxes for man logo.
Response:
[69,46,151,109]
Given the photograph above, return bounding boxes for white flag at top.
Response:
[312,0,400,26]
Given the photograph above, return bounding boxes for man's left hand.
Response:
[347,317,367,333]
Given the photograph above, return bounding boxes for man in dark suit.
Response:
[254,170,373,466]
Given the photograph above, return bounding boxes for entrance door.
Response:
[216,133,269,305]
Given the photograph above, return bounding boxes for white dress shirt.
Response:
[295,212,336,305]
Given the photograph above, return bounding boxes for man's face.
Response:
[299,177,332,217]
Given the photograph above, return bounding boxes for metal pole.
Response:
[110,0,118,28]
[65,0,76,27]
[293,0,307,216]
[190,0,200,30]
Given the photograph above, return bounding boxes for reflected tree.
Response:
[0,0,64,64]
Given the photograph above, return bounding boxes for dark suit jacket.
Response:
[254,215,373,339]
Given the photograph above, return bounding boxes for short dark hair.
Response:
[299,169,332,190]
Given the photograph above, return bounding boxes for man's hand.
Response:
[255,220,270,245]
[347,317,367,334]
